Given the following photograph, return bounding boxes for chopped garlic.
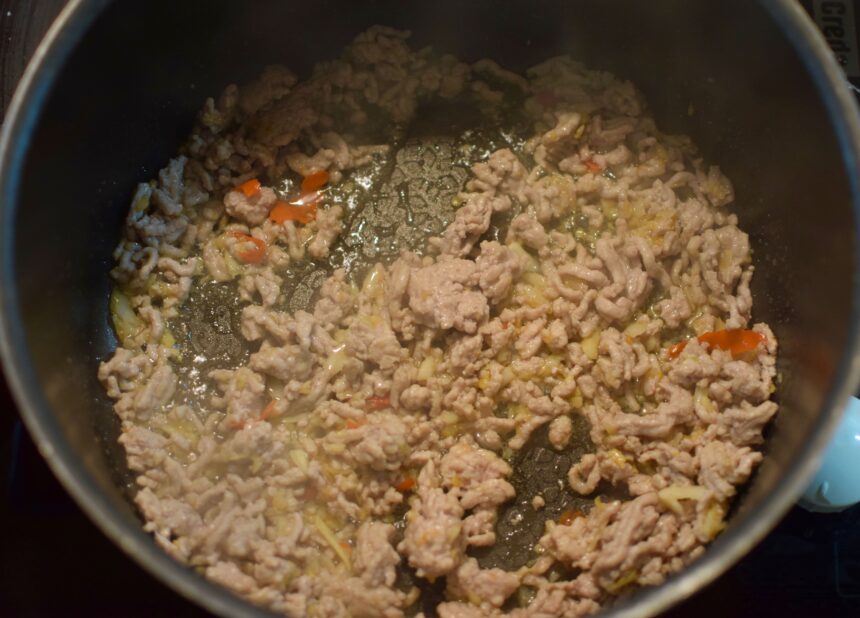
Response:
[325,347,348,375]
[694,385,716,416]
[522,272,547,288]
[508,241,540,272]
[605,569,638,594]
[658,485,708,515]
[581,331,601,360]
[699,502,727,539]
[623,316,649,339]
[439,411,459,425]
[289,449,309,473]
[607,449,627,467]
[417,356,437,381]
[109,287,145,346]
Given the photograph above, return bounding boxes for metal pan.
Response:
[2,1,860,616]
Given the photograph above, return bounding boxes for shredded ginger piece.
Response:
[313,515,351,568]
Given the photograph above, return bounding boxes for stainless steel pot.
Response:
[2,1,859,616]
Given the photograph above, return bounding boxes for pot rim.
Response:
[0,1,858,617]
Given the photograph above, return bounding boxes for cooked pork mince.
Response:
[98,26,778,617]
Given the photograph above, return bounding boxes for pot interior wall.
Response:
[7,0,855,612]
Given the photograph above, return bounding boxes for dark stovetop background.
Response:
[2,1,860,617]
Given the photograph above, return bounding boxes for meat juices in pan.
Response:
[99,26,778,617]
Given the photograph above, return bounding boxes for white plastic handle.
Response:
[799,395,860,512]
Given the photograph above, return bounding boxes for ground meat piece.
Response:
[555,262,608,300]
[291,310,336,354]
[713,358,773,404]
[475,428,503,452]
[593,327,651,391]
[210,367,267,429]
[515,318,547,360]
[508,212,548,250]
[541,499,621,565]
[202,238,233,282]
[540,111,583,158]
[130,365,177,421]
[314,268,355,327]
[568,453,600,495]
[328,576,414,618]
[408,258,488,333]
[595,382,694,440]
[507,580,600,618]
[206,561,258,596]
[639,442,696,483]
[118,427,169,471]
[437,602,492,618]
[548,415,573,450]
[346,314,404,371]
[462,508,498,546]
[98,347,150,399]
[530,174,578,223]
[224,421,284,466]
[137,490,203,542]
[399,483,466,578]
[503,379,571,448]
[440,440,515,509]
[657,286,692,329]
[240,304,293,342]
[460,479,516,511]
[693,226,750,305]
[447,558,520,608]
[593,237,651,323]
[668,340,724,387]
[224,186,277,226]
[696,441,762,499]
[431,193,494,257]
[239,267,282,306]
[286,134,352,179]
[149,156,186,217]
[480,318,517,357]
[543,491,683,594]
[399,384,433,412]
[449,335,483,372]
[158,255,197,278]
[431,190,512,257]
[543,319,569,351]
[222,510,266,560]
[589,493,666,585]
[308,205,343,259]
[439,378,486,420]
[469,148,528,196]
[353,521,400,587]
[720,400,779,446]
[475,241,523,304]
[249,342,314,382]
[340,412,409,471]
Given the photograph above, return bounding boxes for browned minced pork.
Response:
[224,186,277,226]
[408,258,490,334]
[398,463,467,579]
[99,27,778,618]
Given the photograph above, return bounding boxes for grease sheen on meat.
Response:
[99,26,779,618]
